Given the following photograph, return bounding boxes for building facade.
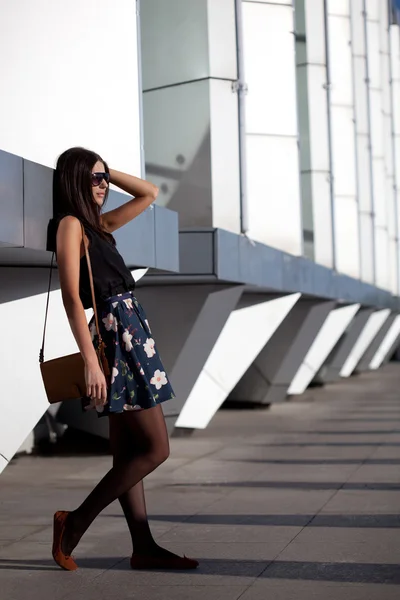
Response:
[1,0,400,473]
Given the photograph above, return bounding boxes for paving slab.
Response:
[0,363,400,599]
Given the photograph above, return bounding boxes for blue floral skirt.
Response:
[82,290,175,417]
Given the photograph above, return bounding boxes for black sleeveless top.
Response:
[47,214,136,309]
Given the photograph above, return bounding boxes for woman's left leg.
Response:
[109,412,188,560]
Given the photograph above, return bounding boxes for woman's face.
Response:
[91,161,108,207]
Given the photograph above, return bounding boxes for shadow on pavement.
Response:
[0,557,399,584]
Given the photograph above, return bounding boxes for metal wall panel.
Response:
[0,150,23,246]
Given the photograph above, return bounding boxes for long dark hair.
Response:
[53,146,114,244]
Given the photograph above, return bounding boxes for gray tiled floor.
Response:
[1,364,400,599]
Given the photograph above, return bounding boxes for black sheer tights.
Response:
[62,405,175,557]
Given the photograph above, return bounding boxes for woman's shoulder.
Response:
[46,213,82,252]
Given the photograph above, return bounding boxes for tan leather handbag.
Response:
[39,222,110,404]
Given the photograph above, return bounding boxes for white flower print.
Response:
[150,369,168,390]
[111,367,119,384]
[145,319,151,334]
[123,403,143,411]
[102,313,118,332]
[123,297,133,310]
[122,329,133,351]
[139,367,145,376]
[143,338,156,358]
[112,301,119,308]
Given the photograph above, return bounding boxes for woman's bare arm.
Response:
[101,169,159,233]
[56,215,106,403]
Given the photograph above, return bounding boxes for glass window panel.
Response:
[366,0,380,22]
[209,79,241,233]
[390,27,400,82]
[369,89,384,157]
[327,0,350,16]
[353,56,369,135]
[350,0,366,57]
[375,226,390,289]
[141,0,209,90]
[308,65,330,171]
[243,2,298,136]
[359,212,375,283]
[296,65,311,172]
[372,158,387,226]
[330,106,357,197]
[246,134,302,254]
[334,196,360,278]
[207,0,237,80]
[366,20,381,89]
[143,80,212,227]
[328,15,353,107]
[357,134,373,212]
[311,172,334,268]
[304,0,326,65]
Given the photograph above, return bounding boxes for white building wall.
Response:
[390,19,400,294]
[0,0,141,473]
[141,0,241,233]
[295,0,333,266]
[0,0,141,175]
[350,0,375,284]
[327,0,360,279]
[243,0,303,255]
[366,0,391,290]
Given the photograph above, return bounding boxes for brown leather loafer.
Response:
[52,510,78,571]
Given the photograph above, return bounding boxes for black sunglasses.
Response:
[91,172,110,186]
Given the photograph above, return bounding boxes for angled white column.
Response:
[370,314,400,368]
[340,308,391,376]
[0,268,89,474]
[0,455,7,475]
[316,307,374,382]
[355,312,396,371]
[176,293,301,429]
[288,303,360,395]
[229,298,335,405]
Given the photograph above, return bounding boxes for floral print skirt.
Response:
[82,290,175,417]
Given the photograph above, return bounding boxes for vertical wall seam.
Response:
[388,0,400,295]
[363,0,377,284]
[292,0,307,259]
[136,0,146,179]
[349,1,363,282]
[323,0,337,271]
[234,0,249,235]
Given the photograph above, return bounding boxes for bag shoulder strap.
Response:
[39,221,102,363]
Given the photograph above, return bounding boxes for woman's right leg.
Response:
[62,404,169,555]
[109,413,195,561]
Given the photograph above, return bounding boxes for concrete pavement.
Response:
[1,364,400,599]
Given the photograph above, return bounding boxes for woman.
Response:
[48,147,198,571]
